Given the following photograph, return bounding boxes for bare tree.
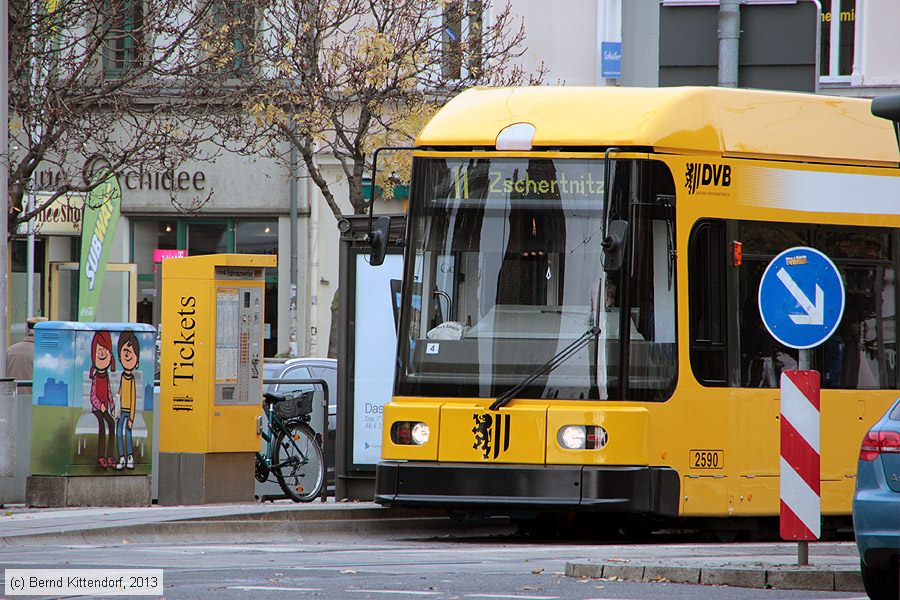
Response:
[240,0,545,220]
[5,0,263,236]
[229,0,544,359]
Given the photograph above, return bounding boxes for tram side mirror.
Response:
[602,220,628,272]
[367,215,392,266]
[872,93,900,150]
[872,93,900,123]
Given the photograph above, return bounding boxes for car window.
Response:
[262,364,288,392]
[308,365,338,408]
[275,366,315,393]
[890,401,900,421]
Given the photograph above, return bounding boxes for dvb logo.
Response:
[685,163,732,195]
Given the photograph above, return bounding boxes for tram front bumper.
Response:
[375,461,680,516]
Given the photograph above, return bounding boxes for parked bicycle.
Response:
[255,389,324,502]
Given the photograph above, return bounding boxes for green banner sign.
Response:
[78,173,121,321]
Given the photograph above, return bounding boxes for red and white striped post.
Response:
[780,368,820,566]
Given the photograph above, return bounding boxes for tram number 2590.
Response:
[689,449,724,470]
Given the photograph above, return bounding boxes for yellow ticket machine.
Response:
[158,254,276,505]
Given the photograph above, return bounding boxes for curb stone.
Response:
[643,566,700,584]
[700,567,766,588]
[766,570,835,591]
[600,564,645,581]
[834,570,864,591]
[565,562,864,592]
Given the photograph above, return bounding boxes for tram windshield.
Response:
[395,156,677,401]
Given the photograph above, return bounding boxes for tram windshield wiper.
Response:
[489,326,601,411]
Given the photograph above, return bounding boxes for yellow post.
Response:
[157,254,276,505]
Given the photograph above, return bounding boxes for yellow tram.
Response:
[374,86,900,524]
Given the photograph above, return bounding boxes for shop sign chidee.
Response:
[17,192,86,236]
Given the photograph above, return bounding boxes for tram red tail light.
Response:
[392,422,412,445]
[859,430,900,461]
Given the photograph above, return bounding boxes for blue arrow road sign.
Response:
[758,246,845,350]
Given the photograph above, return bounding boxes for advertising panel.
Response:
[78,174,122,322]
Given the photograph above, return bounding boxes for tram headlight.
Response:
[559,425,587,450]
[391,421,431,445]
[558,425,609,450]
[411,422,431,445]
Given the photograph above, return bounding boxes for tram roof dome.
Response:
[416,86,900,167]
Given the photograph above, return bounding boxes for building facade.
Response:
[8,0,898,359]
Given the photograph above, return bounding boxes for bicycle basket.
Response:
[273,390,314,421]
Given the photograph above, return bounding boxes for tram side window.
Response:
[815,228,896,389]
[688,221,728,385]
[689,218,899,390]
[738,222,897,389]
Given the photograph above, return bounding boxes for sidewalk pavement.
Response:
[0,501,864,593]
[0,500,458,546]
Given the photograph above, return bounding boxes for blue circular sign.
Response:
[758,246,845,350]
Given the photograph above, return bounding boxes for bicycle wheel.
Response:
[273,422,324,502]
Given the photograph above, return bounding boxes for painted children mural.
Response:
[30,323,156,477]
[89,330,117,469]
[115,330,139,470]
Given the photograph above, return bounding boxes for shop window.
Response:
[235,220,278,356]
[158,222,177,249]
[186,222,229,256]
[235,220,277,254]
[819,0,856,81]
[10,240,46,339]
[103,0,144,78]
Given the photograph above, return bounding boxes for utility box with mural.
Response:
[27,321,157,507]
[158,254,275,505]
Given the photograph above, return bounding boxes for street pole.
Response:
[797,347,811,566]
[718,0,740,88]
[27,192,34,318]
[289,133,299,357]
[26,0,40,320]
[1,0,9,376]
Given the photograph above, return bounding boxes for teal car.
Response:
[853,397,900,600]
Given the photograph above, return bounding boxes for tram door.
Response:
[47,262,139,322]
